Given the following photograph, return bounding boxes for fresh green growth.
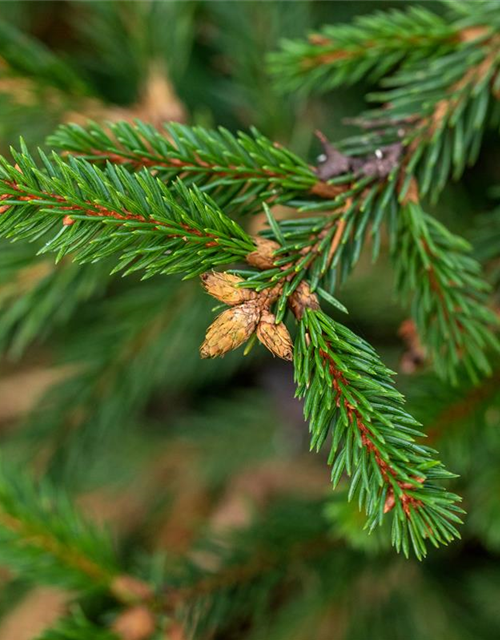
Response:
[0,147,254,279]
[269,6,457,95]
[394,202,499,383]
[295,309,462,559]
[0,1,500,638]
[47,121,321,215]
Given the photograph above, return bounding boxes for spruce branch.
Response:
[388,34,500,202]
[269,16,500,381]
[48,122,376,291]
[48,63,500,325]
[0,20,90,97]
[199,265,463,558]
[47,120,344,212]
[294,308,463,559]
[0,132,487,559]
[271,4,500,205]
[323,57,500,214]
[5,3,500,634]
[0,242,108,358]
[54,110,500,307]
[0,460,120,592]
[269,5,458,95]
[2,21,495,557]
[394,198,500,383]
[0,146,254,279]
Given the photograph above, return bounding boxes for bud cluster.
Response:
[199,236,323,361]
[200,271,293,361]
[247,237,321,319]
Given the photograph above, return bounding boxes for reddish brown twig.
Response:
[319,346,424,516]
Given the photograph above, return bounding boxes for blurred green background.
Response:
[0,2,499,639]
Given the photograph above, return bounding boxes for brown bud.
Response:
[256,310,293,361]
[459,26,489,43]
[165,622,188,640]
[200,271,256,306]
[258,283,283,308]
[111,575,154,604]
[200,302,260,358]
[112,606,156,640]
[246,237,280,270]
[288,281,320,319]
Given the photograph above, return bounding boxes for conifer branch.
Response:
[0,21,90,97]
[0,141,480,558]
[0,460,119,591]
[271,3,500,205]
[0,244,108,357]
[269,5,459,95]
[5,3,500,635]
[394,198,500,383]
[294,308,462,559]
[47,121,343,214]
[389,33,500,202]
[199,267,462,557]
[49,122,376,292]
[266,14,500,382]
[2,4,499,561]
[47,31,500,309]
[0,147,254,279]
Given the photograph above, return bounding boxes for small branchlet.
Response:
[294,309,463,559]
[394,200,500,383]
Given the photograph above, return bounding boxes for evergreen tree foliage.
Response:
[0,2,500,639]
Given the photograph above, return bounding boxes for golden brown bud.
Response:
[256,310,293,361]
[200,302,260,358]
[246,237,281,270]
[111,605,156,640]
[259,283,283,308]
[200,271,256,306]
[110,575,154,604]
[288,281,320,320]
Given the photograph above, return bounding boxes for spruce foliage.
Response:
[1,2,500,639]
